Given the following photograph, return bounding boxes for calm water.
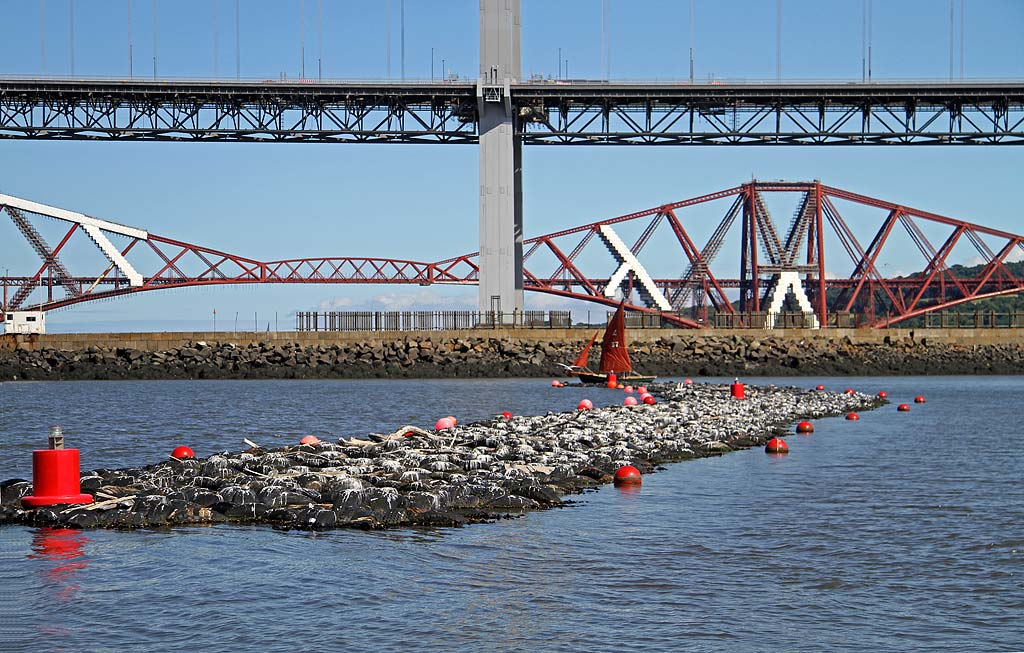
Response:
[0,376,1021,652]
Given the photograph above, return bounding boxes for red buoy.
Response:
[877,391,888,398]
[914,395,926,403]
[550,380,563,387]
[637,386,648,395]
[606,373,618,389]
[730,378,745,399]
[22,428,93,508]
[846,412,860,421]
[613,465,642,486]
[577,399,593,410]
[623,396,638,406]
[435,417,456,430]
[623,385,634,394]
[501,411,513,419]
[765,437,789,454]
[815,384,825,391]
[642,395,656,405]
[897,403,910,412]
[683,378,693,385]
[844,388,855,394]
[796,421,814,434]
[172,445,195,459]
[299,435,319,445]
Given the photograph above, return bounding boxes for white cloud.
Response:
[370,289,476,310]
[317,296,354,310]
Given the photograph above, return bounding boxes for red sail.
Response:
[573,332,599,369]
[599,302,633,373]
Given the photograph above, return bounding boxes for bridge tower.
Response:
[478,0,523,318]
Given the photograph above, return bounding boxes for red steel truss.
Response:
[3,181,1024,328]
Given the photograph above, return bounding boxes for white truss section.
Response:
[765,270,820,329]
[0,193,147,287]
[597,224,672,311]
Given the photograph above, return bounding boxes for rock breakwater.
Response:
[2,333,1023,381]
[1,382,882,531]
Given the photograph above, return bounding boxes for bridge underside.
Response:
[3,181,1022,329]
[1,79,1022,145]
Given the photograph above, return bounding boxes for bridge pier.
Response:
[478,0,523,319]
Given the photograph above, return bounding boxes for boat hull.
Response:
[570,371,657,385]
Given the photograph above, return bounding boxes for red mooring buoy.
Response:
[846,412,860,421]
[606,373,618,389]
[435,417,456,430]
[624,396,638,406]
[577,399,593,410]
[815,384,825,391]
[501,411,513,419]
[684,378,694,385]
[877,391,888,398]
[897,403,910,412]
[796,421,815,434]
[914,395,926,403]
[613,465,642,486]
[22,427,93,508]
[299,435,320,445]
[172,445,195,459]
[765,437,789,454]
[643,395,656,405]
[551,380,563,387]
[844,388,855,395]
[731,378,745,399]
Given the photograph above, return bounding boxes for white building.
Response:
[3,311,46,334]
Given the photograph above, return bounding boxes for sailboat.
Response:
[563,301,656,385]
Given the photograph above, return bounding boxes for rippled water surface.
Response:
[1,376,1021,652]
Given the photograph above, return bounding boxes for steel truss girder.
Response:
[0,80,478,143]
[4,180,1024,329]
[1,80,1023,144]
[515,81,1024,145]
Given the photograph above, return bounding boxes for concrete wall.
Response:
[5,327,1024,352]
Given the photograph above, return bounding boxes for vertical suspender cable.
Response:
[152,0,157,79]
[867,0,873,81]
[776,0,782,82]
[689,0,694,83]
[40,0,46,75]
[959,0,964,78]
[949,0,954,79]
[861,0,866,81]
[69,0,74,76]
[128,0,133,77]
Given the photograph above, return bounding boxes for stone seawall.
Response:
[3,331,1024,380]
[5,327,1024,353]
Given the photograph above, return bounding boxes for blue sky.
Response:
[1,0,1023,332]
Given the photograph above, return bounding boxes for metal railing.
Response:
[296,310,573,332]
[295,309,1024,332]
[918,311,1024,328]
[712,312,857,329]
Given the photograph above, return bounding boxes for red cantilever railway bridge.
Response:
[2,180,1023,329]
